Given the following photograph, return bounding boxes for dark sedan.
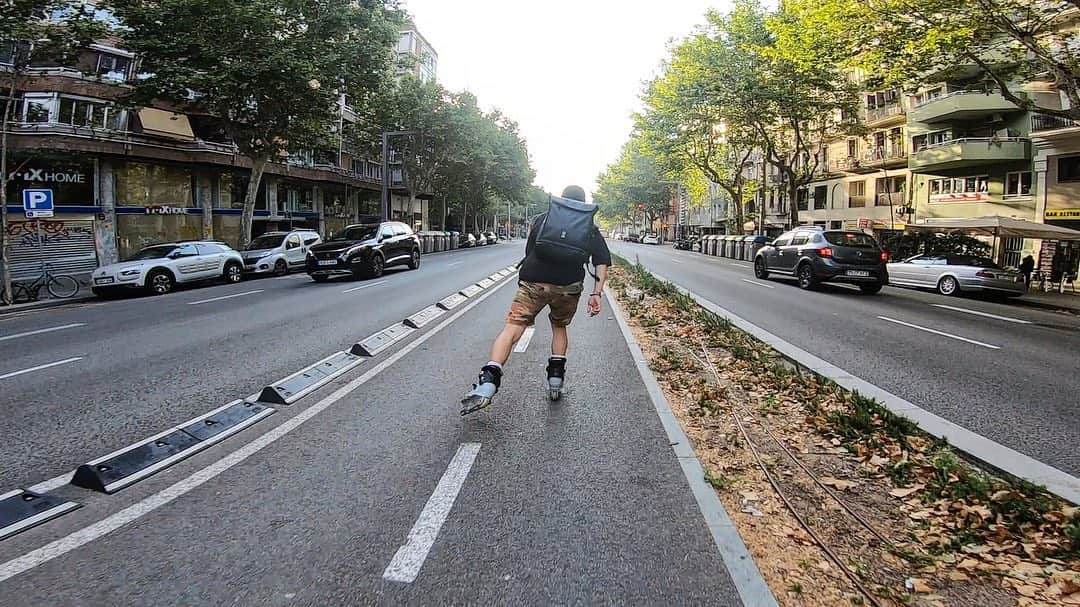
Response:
[754,228,889,294]
[306,221,421,281]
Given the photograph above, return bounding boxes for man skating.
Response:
[460,185,611,415]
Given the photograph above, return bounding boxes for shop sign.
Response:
[1045,208,1080,220]
[8,167,88,184]
[144,205,188,215]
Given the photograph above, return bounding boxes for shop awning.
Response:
[137,108,195,141]
[906,216,1080,240]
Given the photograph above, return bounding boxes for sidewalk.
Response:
[1017,288,1080,314]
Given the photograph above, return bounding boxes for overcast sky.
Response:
[401,0,726,200]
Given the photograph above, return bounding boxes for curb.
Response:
[644,269,1080,506]
[605,287,779,607]
[0,295,94,316]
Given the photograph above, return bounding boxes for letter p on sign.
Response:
[23,189,54,218]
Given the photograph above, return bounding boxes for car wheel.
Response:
[224,262,243,284]
[91,287,115,299]
[311,275,329,283]
[146,270,174,295]
[859,282,883,295]
[937,275,959,296]
[754,257,770,279]
[408,249,420,270]
[273,259,288,276]
[366,254,384,278]
[797,263,817,290]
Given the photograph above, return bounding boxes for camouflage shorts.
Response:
[506,280,585,327]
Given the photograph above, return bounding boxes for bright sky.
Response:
[401,0,727,201]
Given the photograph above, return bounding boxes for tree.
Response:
[595,137,672,232]
[784,0,1080,120]
[112,0,403,247]
[1,2,106,304]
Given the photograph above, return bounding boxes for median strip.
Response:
[0,490,81,542]
[351,323,415,357]
[256,351,366,405]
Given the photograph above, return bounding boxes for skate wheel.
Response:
[549,389,562,402]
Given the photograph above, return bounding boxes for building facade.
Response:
[397,23,438,83]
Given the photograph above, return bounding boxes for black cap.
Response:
[561,185,587,202]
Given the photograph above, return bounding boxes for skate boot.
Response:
[460,364,502,415]
[546,357,566,401]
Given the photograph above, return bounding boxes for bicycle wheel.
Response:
[47,274,80,299]
[11,283,33,304]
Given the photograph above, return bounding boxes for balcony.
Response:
[866,103,904,125]
[909,137,1031,172]
[1031,114,1080,133]
[908,90,1022,124]
[862,146,908,168]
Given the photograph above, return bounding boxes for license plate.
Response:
[846,270,870,277]
[94,277,114,285]
[317,259,338,267]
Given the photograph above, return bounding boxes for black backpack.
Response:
[533,195,599,265]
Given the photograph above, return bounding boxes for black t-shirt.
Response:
[518,213,612,286]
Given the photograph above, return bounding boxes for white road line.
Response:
[446,261,463,267]
[670,259,683,264]
[740,279,775,289]
[383,443,481,584]
[513,327,535,353]
[877,316,1001,350]
[0,278,515,585]
[342,280,388,294]
[0,357,84,381]
[0,323,85,343]
[931,304,1032,325]
[186,290,264,305]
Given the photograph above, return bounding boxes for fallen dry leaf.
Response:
[820,476,858,491]
[890,484,925,498]
[946,571,971,581]
[1015,585,1041,598]
[906,578,933,593]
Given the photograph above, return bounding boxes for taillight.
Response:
[975,270,996,279]
[880,251,889,261]
[817,247,833,258]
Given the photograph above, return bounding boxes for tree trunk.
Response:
[1,74,18,304]
[201,177,214,240]
[733,183,745,231]
[787,180,800,229]
[239,157,268,249]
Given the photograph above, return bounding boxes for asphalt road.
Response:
[611,241,1080,476]
[0,252,744,605]
[0,244,521,490]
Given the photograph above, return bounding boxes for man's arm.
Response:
[587,230,612,316]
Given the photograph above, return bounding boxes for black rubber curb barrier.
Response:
[404,305,445,329]
[351,323,415,357]
[459,284,483,298]
[71,400,275,494]
[436,293,467,310]
[0,489,81,541]
[256,351,365,405]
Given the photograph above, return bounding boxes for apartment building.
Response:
[1032,110,1080,278]
[2,26,419,280]
[397,22,438,83]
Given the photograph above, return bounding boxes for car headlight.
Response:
[120,269,141,277]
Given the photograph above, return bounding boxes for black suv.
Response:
[306,221,421,281]
[754,228,888,294]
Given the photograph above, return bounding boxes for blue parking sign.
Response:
[23,189,54,218]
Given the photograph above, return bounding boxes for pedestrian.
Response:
[460,185,611,415]
[1020,254,1035,288]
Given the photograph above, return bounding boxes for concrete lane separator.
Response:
[343,280,389,294]
[877,315,1002,350]
[513,327,535,353]
[404,305,445,330]
[930,304,1033,325]
[475,278,495,289]
[643,270,1080,505]
[351,323,416,358]
[0,357,83,381]
[0,323,85,343]
[458,284,484,298]
[740,279,775,290]
[382,443,482,584]
[0,490,81,543]
[436,293,467,311]
[186,290,264,306]
[0,275,516,585]
[256,351,366,405]
[606,287,778,607]
[70,400,275,494]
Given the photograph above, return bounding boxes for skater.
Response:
[460,185,611,415]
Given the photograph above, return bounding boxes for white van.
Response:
[240,230,322,275]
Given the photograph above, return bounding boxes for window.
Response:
[813,185,827,210]
[825,232,878,248]
[875,176,906,205]
[379,225,395,240]
[1004,171,1032,197]
[847,139,857,158]
[0,41,15,65]
[772,234,793,247]
[929,175,989,200]
[796,188,808,211]
[197,243,227,255]
[791,233,810,246]
[285,235,302,250]
[393,223,409,236]
[303,235,320,246]
[116,162,194,206]
[1059,156,1080,182]
[848,181,866,208]
[95,52,132,82]
[57,97,124,129]
[174,244,199,257]
[22,93,55,122]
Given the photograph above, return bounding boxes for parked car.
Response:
[476,232,489,246]
[458,232,476,248]
[674,236,698,250]
[626,233,641,243]
[241,229,321,276]
[754,228,888,294]
[642,233,661,245]
[484,231,498,244]
[306,221,420,281]
[91,240,244,297]
[887,254,1025,297]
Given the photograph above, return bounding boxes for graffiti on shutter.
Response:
[6,220,98,280]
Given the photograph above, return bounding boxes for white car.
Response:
[887,254,1026,297]
[241,230,321,276]
[91,241,245,297]
[642,234,661,245]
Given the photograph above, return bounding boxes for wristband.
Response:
[590,292,601,297]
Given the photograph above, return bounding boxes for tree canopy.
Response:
[594,136,672,230]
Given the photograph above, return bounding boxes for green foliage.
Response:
[594,136,673,228]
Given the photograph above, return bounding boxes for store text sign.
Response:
[1045,208,1080,220]
[144,206,189,215]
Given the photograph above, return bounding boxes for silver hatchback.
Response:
[887,254,1025,297]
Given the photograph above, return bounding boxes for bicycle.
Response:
[3,265,81,304]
